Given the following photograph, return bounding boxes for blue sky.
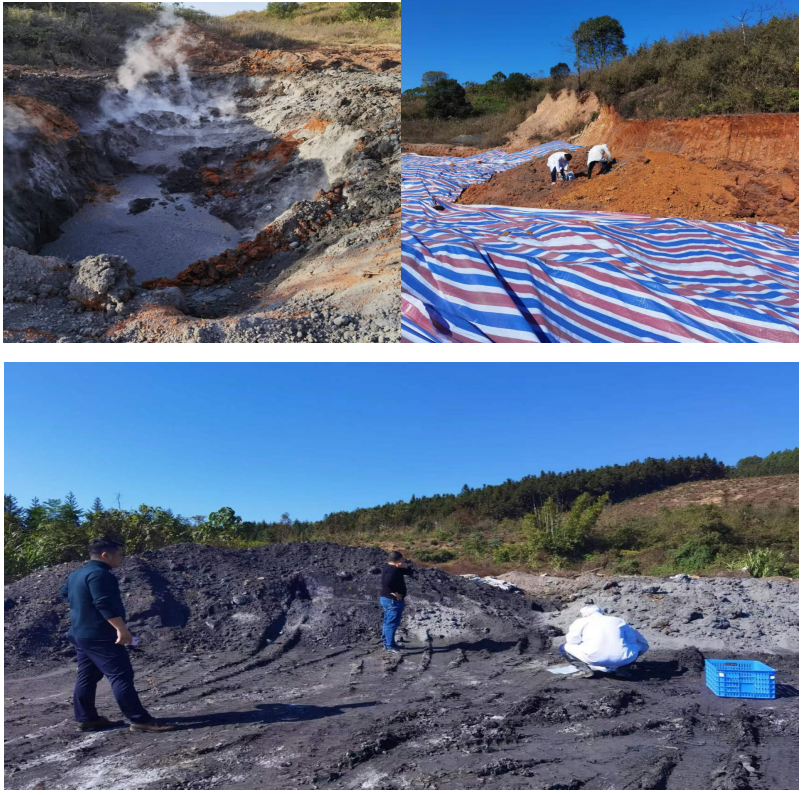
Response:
[402,0,797,89]
[4,364,798,522]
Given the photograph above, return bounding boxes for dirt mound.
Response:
[506,89,600,151]
[457,148,799,234]
[4,542,546,675]
[577,105,799,165]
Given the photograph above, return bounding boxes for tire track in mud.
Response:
[708,709,763,790]
[624,753,680,790]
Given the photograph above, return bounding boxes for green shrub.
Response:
[416,548,457,563]
[523,493,609,559]
[492,543,529,564]
[741,547,787,578]
[673,536,718,571]
[612,558,641,575]
[265,2,300,19]
[462,532,491,559]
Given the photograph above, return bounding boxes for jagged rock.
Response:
[68,253,137,311]
[128,197,158,215]
[130,286,188,314]
[3,246,70,303]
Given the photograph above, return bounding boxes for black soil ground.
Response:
[4,543,799,789]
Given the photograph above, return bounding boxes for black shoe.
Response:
[77,716,124,732]
[129,721,177,733]
[612,667,634,679]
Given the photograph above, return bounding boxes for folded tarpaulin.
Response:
[401,142,799,343]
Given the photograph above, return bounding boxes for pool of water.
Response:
[41,173,239,282]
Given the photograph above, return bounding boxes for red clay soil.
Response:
[457,148,799,234]
[577,106,799,164]
[2,94,79,143]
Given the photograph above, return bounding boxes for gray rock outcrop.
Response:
[68,253,138,312]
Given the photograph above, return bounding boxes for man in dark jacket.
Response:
[60,537,173,733]
[379,551,413,654]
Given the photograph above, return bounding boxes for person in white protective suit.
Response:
[546,151,573,185]
[559,605,649,678]
[586,144,614,178]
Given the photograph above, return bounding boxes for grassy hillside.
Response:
[587,13,798,119]
[5,450,797,581]
[2,2,159,69]
[403,14,798,145]
[2,2,400,71]
[200,3,400,48]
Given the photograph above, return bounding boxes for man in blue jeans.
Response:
[379,551,413,654]
[60,537,174,733]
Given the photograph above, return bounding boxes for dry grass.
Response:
[402,92,546,148]
[201,3,400,49]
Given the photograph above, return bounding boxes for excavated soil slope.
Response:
[577,106,799,165]
[505,89,600,151]
[4,543,798,790]
[458,148,799,233]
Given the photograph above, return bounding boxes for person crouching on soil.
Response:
[586,144,615,178]
[60,537,175,733]
[559,605,649,678]
[379,551,414,654]
[546,151,573,186]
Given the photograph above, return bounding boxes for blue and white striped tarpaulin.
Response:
[401,142,799,343]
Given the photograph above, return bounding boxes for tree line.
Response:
[407,10,797,122]
[5,449,796,580]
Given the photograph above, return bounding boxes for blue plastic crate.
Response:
[705,658,776,699]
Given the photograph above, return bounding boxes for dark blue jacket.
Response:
[60,560,126,641]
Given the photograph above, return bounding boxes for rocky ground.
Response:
[502,571,799,655]
[4,543,798,789]
[3,23,400,343]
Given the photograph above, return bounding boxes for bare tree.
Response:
[731,3,782,47]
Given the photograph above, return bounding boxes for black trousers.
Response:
[71,637,152,723]
[587,160,613,178]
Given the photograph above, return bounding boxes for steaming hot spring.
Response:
[3,11,401,343]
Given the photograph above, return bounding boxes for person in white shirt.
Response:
[559,605,649,678]
[586,144,613,179]
[546,151,573,186]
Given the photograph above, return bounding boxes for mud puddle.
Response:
[41,173,239,281]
